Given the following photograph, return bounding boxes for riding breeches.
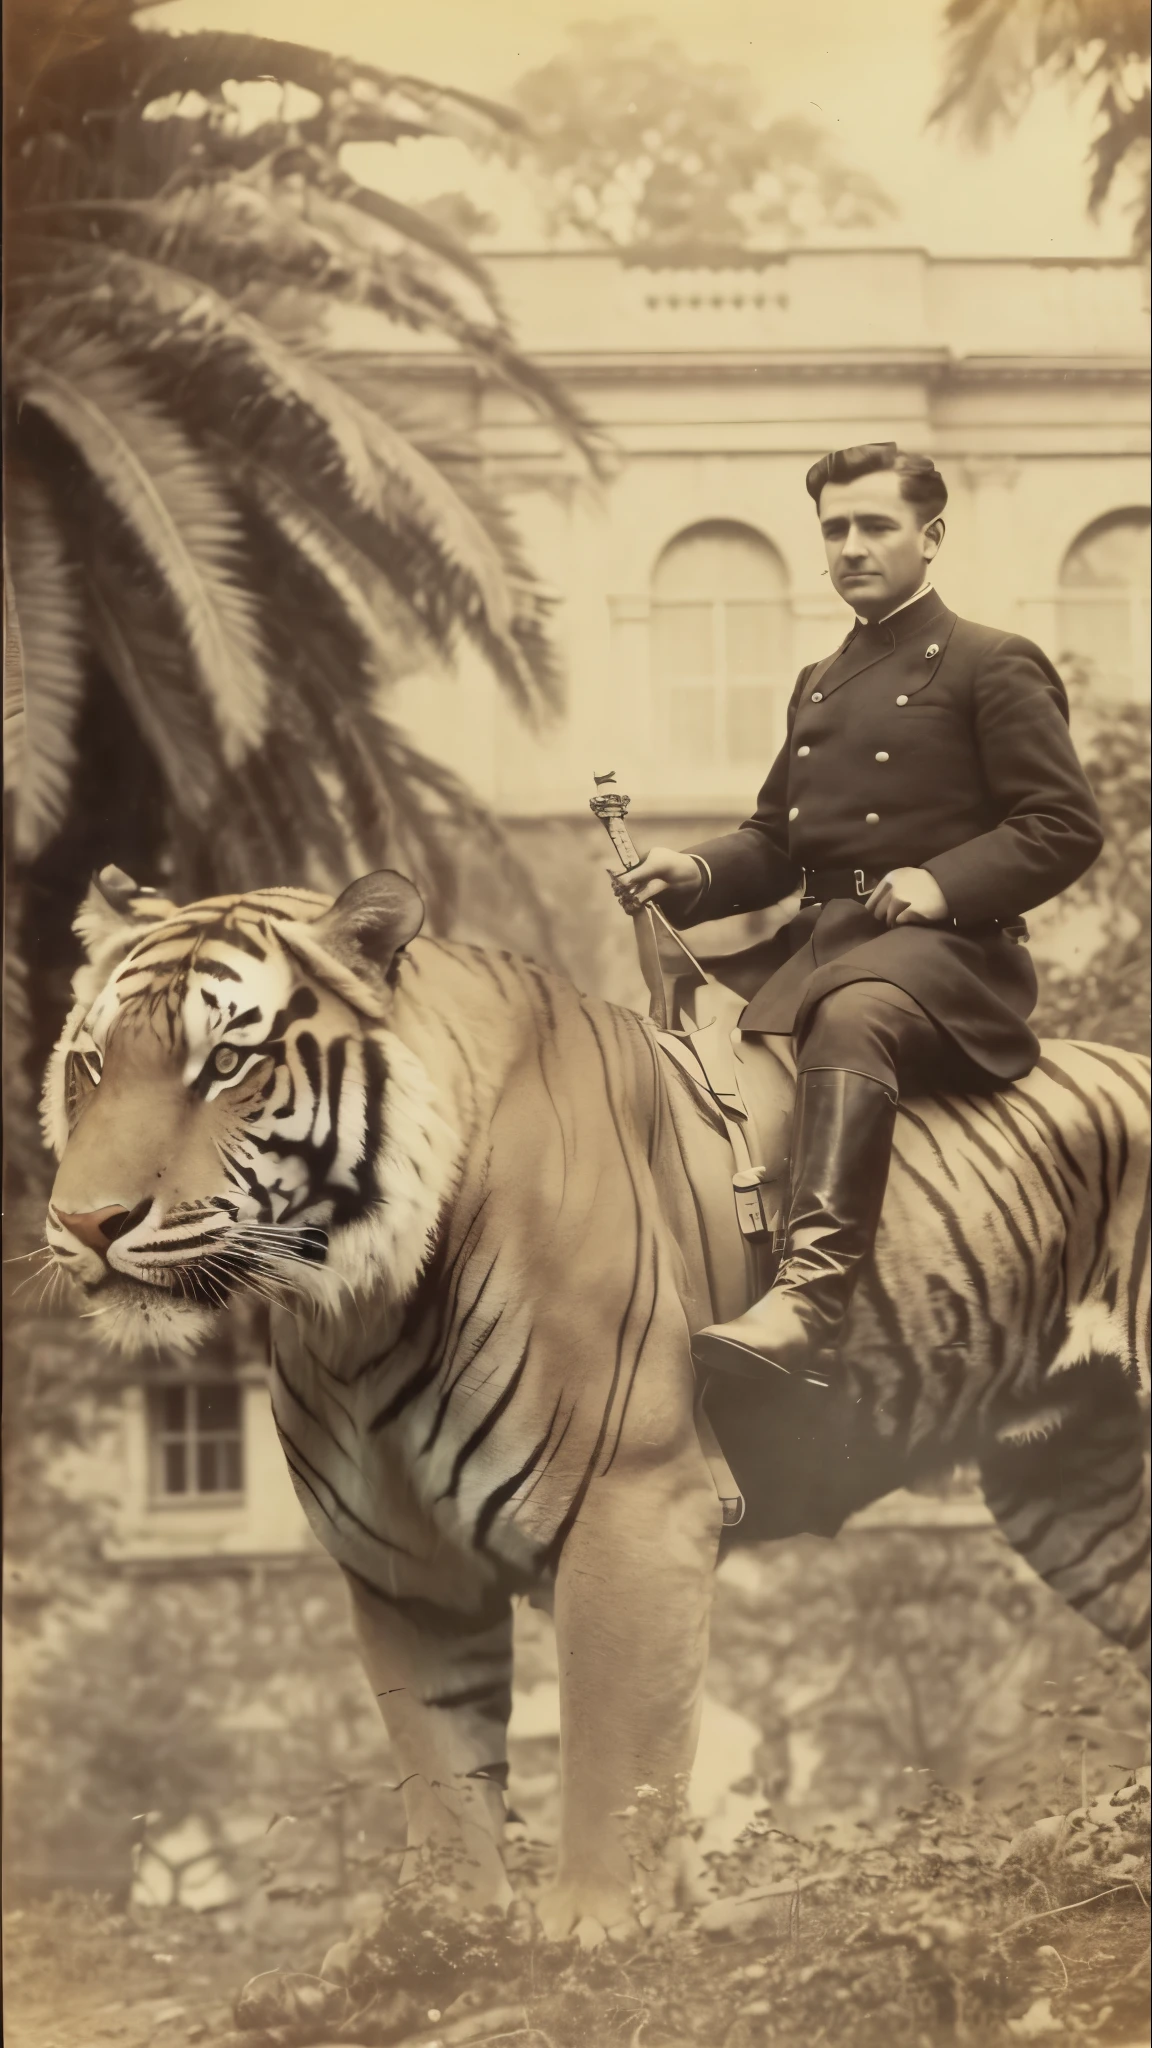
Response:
[792,979,994,1100]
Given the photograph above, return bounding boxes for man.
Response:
[617,442,1103,1402]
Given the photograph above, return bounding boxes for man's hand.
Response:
[612,846,701,914]
[866,868,950,928]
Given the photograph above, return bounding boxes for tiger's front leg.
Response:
[344,1572,515,1912]
[538,1428,722,1942]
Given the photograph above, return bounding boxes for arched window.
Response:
[1058,509,1150,702]
[651,521,793,764]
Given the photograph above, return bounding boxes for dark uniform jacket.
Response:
[664,587,1104,1080]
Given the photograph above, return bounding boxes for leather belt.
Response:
[799,867,878,906]
[799,866,1028,942]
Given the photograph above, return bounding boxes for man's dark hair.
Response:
[805,443,948,522]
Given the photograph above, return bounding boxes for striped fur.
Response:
[718,1030,1150,1670]
[43,877,1150,1930]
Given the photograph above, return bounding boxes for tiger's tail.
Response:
[1044,1044,1150,1394]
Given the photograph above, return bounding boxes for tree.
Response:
[509,18,895,256]
[931,0,1151,258]
[4,0,605,1091]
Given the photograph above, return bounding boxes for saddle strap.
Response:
[695,1392,746,1528]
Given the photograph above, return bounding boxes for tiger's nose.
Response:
[56,1201,151,1258]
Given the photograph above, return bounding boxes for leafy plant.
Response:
[4,0,604,1094]
[932,0,1151,257]
[509,18,895,255]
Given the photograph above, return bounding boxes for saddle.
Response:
[632,907,791,1533]
[634,905,921,1543]
[637,902,787,1247]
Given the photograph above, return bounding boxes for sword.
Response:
[589,773,706,1031]
[589,778,745,1527]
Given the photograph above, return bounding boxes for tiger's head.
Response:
[43,867,460,1354]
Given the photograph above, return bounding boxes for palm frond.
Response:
[2,872,52,1195]
[23,26,525,150]
[233,456,428,681]
[929,0,1037,141]
[28,236,517,603]
[3,555,28,792]
[4,469,89,861]
[21,235,565,712]
[6,0,162,122]
[84,562,344,894]
[83,568,221,826]
[324,340,611,496]
[8,2,576,975]
[10,332,270,765]
[931,0,1150,254]
[327,178,504,305]
[1087,83,1151,216]
[22,176,604,472]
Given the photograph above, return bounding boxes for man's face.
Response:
[818,468,942,622]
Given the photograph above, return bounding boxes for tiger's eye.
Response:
[214,1046,240,1076]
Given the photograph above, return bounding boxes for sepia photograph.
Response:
[3,2,1150,2045]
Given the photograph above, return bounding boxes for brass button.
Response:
[875,750,889,762]
[811,691,823,703]
[797,744,811,757]
[865,812,880,825]
[788,806,800,822]
[926,643,939,658]
[896,694,908,705]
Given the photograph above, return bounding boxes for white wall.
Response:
[382,248,1149,819]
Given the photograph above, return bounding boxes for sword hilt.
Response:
[589,783,641,873]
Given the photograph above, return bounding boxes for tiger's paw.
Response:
[534,1879,639,1946]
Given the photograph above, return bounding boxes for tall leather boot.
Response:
[692,1067,898,1393]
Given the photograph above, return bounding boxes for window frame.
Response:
[1056,508,1151,703]
[146,1377,246,1510]
[649,523,795,769]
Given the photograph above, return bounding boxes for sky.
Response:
[156,0,1137,258]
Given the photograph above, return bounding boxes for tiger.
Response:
[42,865,1150,1943]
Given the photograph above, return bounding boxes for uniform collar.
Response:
[848,586,950,651]
[812,590,955,699]
[855,582,935,628]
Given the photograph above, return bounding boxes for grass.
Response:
[5,1772,1148,2048]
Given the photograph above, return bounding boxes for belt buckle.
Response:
[853,868,868,901]
[799,867,816,909]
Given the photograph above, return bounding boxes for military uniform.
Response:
[666,587,1103,1084]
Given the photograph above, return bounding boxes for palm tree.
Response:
[5,0,603,945]
[931,0,1150,257]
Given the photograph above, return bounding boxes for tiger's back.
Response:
[272,934,1149,1620]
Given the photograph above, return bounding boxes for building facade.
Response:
[386,245,1150,824]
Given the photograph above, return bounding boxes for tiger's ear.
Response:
[281,871,424,1016]
[68,866,177,1010]
[72,866,175,980]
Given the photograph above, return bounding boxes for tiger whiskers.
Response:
[231,1228,368,1326]
[7,1243,55,1291]
[195,1252,293,1315]
[15,1259,69,1314]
